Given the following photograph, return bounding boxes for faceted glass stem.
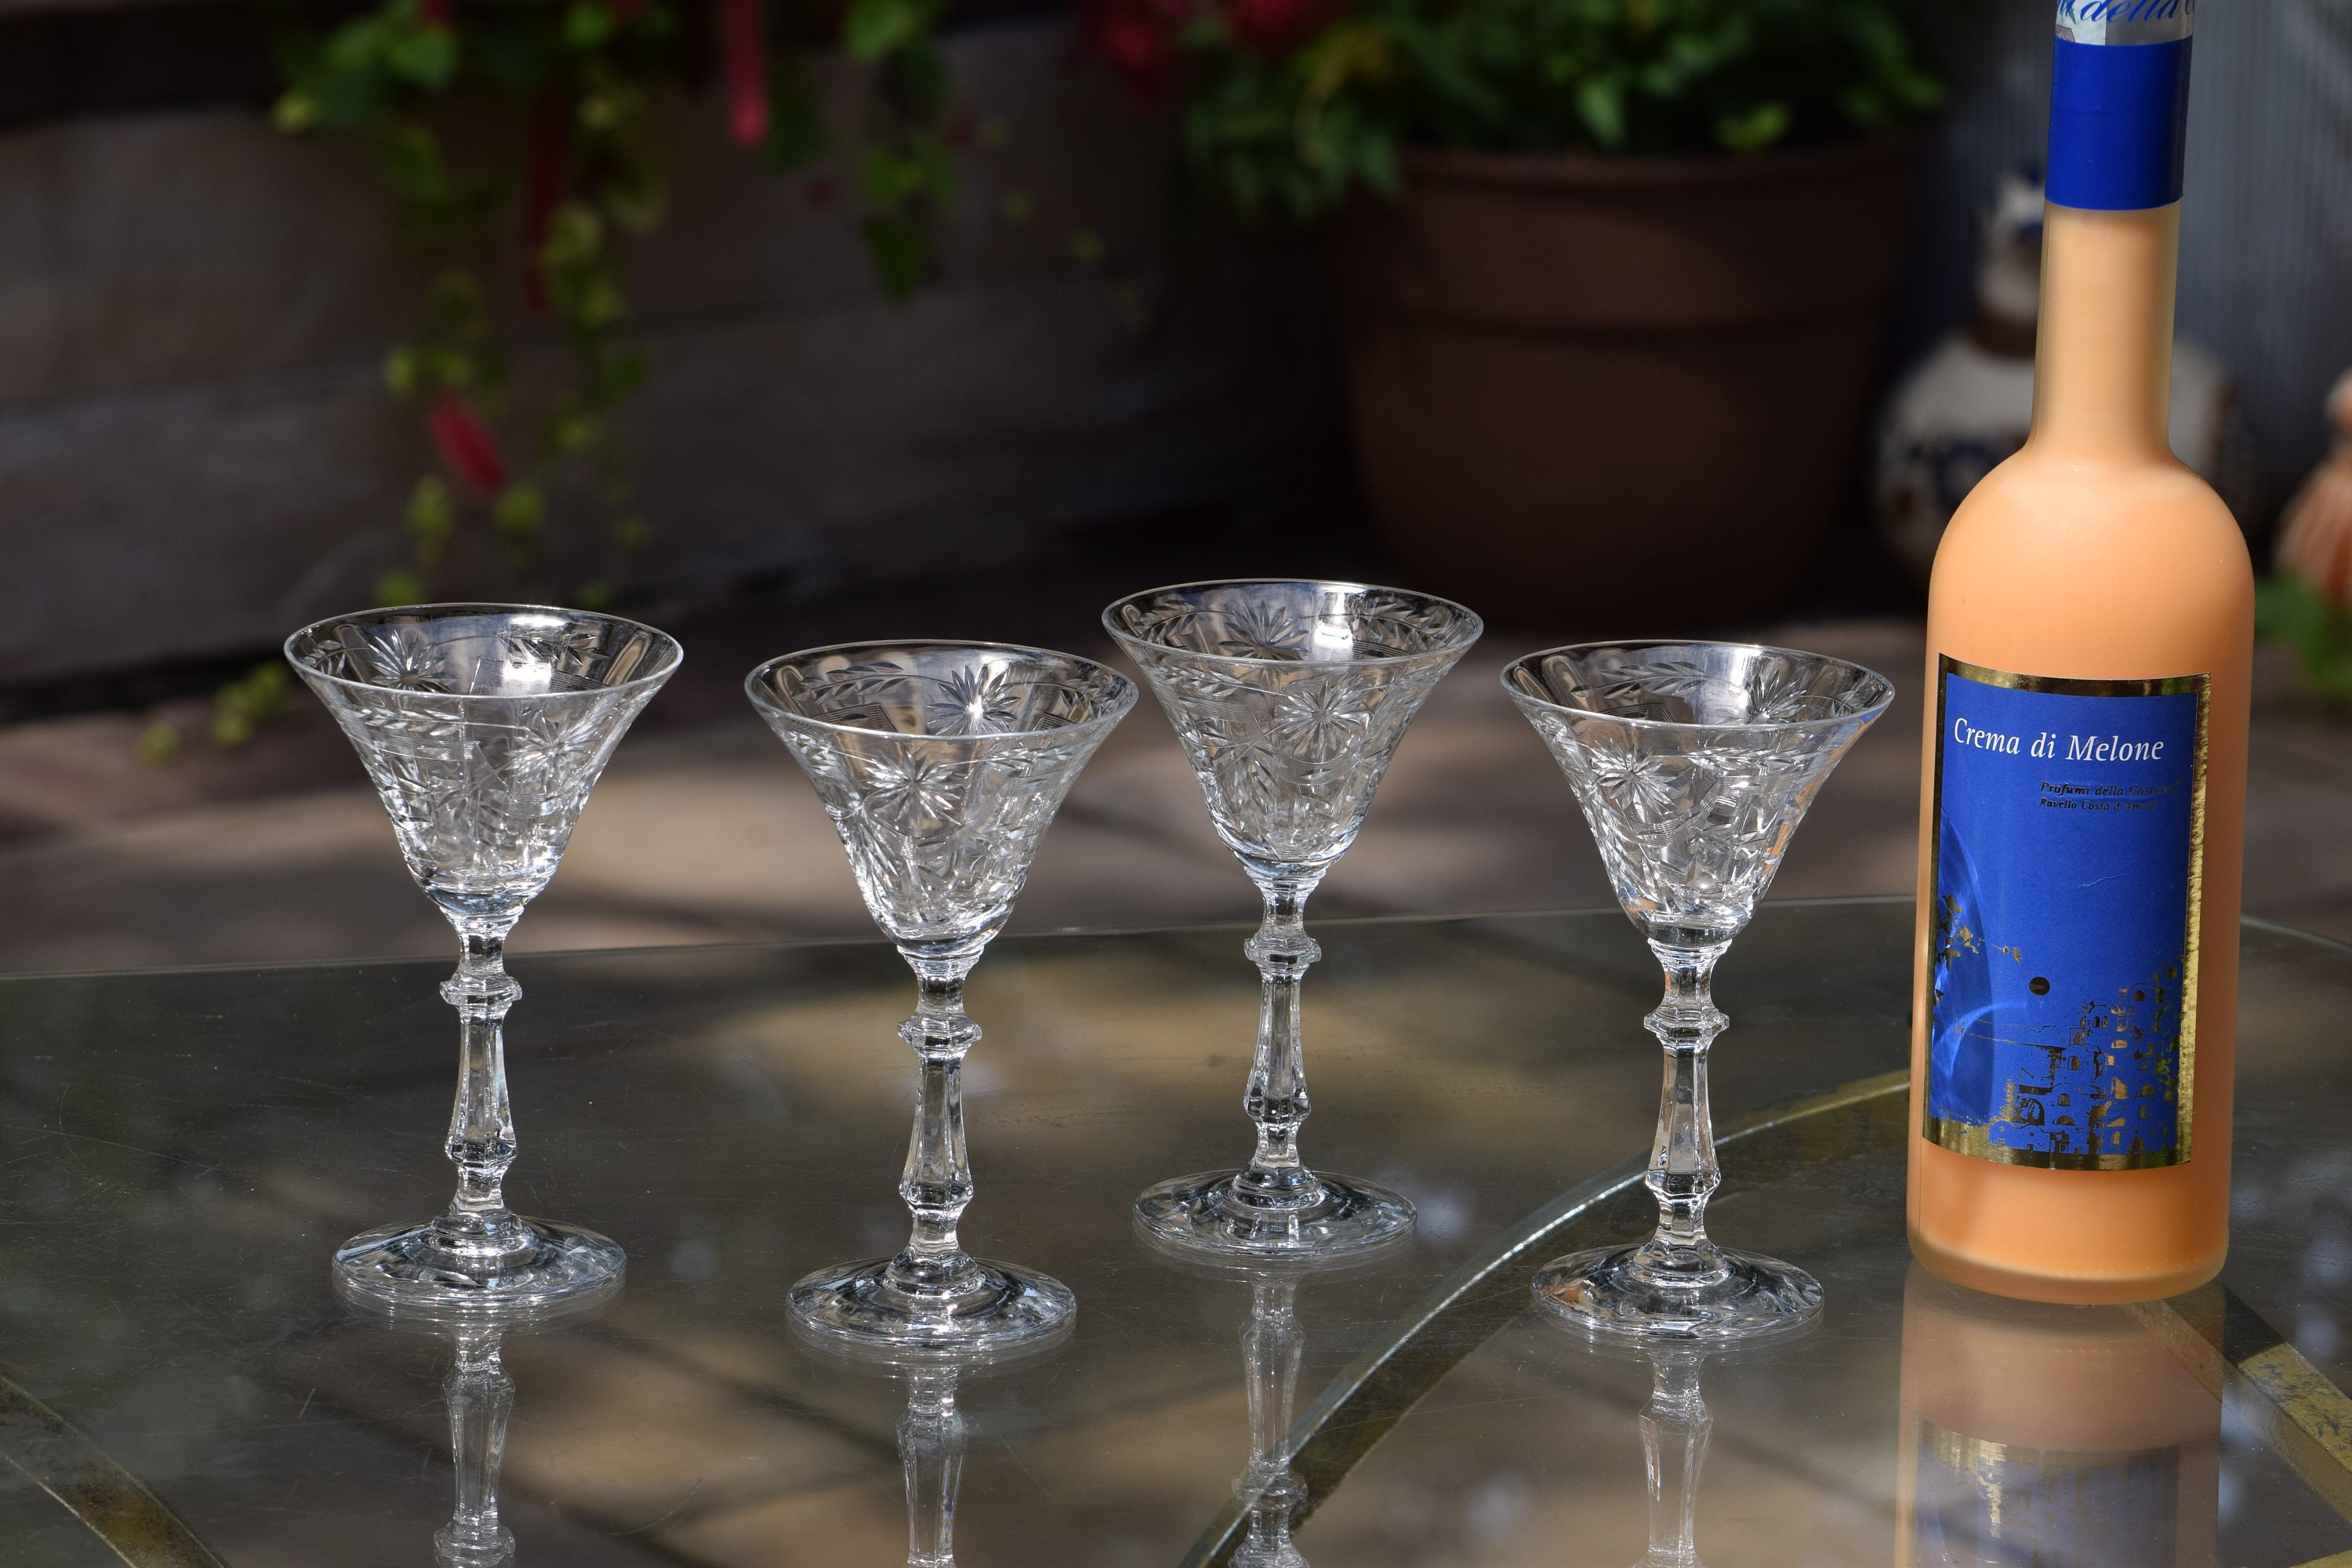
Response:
[1529,929,1820,1339]
[437,1327,516,1566]
[1635,940,1730,1287]
[1134,871,1411,1259]
[788,946,1070,1350]
[1232,879,1325,1214]
[1639,1351,1711,1568]
[1234,1276,1309,1568]
[889,956,985,1298]
[437,919,528,1261]
[900,1367,965,1568]
[332,909,622,1312]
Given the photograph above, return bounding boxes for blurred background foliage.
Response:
[270,0,962,612]
[1081,0,1942,221]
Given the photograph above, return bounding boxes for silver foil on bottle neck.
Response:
[2056,0,2194,45]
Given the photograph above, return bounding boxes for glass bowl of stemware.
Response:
[747,640,1136,1353]
[1105,579,1483,1261]
[1505,640,1893,1341]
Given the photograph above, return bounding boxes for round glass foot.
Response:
[1531,1242,1822,1342]
[1134,1169,1416,1261]
[434,1520,515,1567]
[332,1217,625,1319]
[789,1256,1075,1353]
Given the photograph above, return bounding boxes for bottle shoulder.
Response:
[1936,445,2247,575]
[1928,445,2252,676]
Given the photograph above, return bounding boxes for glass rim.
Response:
[1099,577,1485,668]
[283,601,684,700]
[743,637,1139,742]
[1501,638,1897,734]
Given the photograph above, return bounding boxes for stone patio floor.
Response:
[1,604,2347,975]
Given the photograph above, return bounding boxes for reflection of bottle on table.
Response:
[1897,1265,2219,1568]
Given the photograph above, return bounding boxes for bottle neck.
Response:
[2027,201,2180,463]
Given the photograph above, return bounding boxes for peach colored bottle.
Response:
[1907,0,2252,1305]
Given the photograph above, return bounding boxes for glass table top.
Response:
[2,897,2349,1566]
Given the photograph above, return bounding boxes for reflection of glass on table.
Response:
[1138,1230,1413,1568]
[332,1274,622,1566]
[789,1323,1072,1568]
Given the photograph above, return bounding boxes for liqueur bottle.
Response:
[1896,1266,2220,1568]
[1907,0,2252,1303]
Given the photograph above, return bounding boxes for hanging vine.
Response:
[132,0,960,759]
[275,0,641,608]
[267,0,960,612]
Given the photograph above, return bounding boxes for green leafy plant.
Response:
[274,0,684,611]
[147,0,967,758]
[1086,0,1942,222]
[2256,572,2352,700]
[842,0,961,293]
[269,0,967,612]
[135,660,293,767]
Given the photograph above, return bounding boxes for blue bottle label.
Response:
[1926,657,2209,1170]
[2047,2,2194,212]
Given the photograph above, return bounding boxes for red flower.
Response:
[1079,0,1194,106]
[427,396,508,497]
[1225,0,1337,56]
[720,0,768,147]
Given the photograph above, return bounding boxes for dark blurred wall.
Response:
[7,0,2346,692]
[0,14,1343,690]
[1900,0,2352,527]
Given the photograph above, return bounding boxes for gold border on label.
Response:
[1926,655,2209,1171]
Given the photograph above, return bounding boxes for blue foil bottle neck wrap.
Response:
[2047,33,2194,211]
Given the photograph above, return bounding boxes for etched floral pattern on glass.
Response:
[294,606,670,924]
[1107,581,1482,881]
[753,644,1137,956]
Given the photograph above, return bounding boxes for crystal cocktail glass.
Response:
[288,603,680,1315]
[749,641,1134,1352]
[1106,580,1483,1259]
[1505,641,1892,1340]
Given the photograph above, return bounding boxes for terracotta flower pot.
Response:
[1327,137,1920,629]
